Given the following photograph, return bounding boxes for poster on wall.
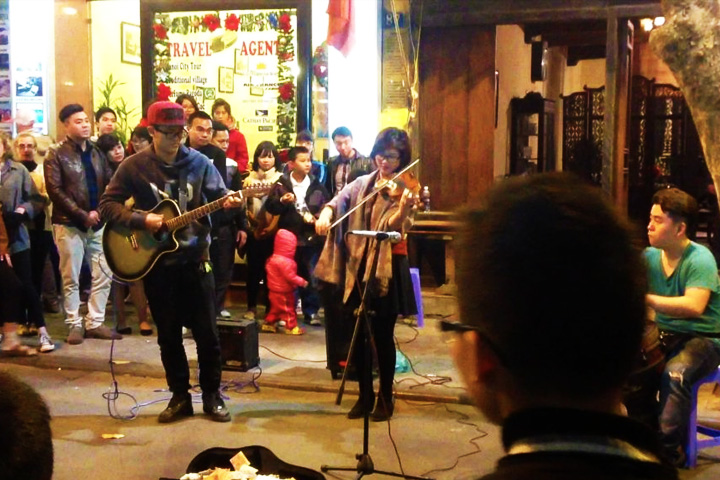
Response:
[152,9,298,152]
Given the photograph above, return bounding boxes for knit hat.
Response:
[147,101,185,127]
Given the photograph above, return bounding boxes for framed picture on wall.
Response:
[121,22,141,65]
[234,49,248,75]
[218,66,234,93]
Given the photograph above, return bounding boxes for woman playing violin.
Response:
[315,127,418,421]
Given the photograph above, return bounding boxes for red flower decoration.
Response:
[203,14,220,32]
[279,51,295,62]
[153,23,167,40]
[224,13,240,31]
[279,13,292,32]
[279,82,295,101]
[157,83,172,101]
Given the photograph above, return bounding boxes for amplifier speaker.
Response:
[217,319,259,371]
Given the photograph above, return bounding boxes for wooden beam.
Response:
[567,45,607,65]
[420,0,662,27]
[603,16,634,208]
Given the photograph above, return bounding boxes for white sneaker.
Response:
[219,309,231,319]
[278,320,286,327]
[38,333,55,353]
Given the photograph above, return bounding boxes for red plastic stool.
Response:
[686,366,720,468]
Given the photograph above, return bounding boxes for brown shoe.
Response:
[85,325,123,340]
[67,326,84,345]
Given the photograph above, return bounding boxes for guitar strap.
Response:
[178,169,188,213]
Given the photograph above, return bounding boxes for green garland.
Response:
[152,10,297,148]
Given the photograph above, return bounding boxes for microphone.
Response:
[348,230,402,243]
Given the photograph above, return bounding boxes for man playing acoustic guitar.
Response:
[99,101,243,424]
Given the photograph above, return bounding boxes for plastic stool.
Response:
[409,268,424,327]
[686,366,720,468]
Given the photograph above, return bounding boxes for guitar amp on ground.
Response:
[217,319,259,371]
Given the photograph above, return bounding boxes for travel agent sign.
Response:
[152,10,298,149]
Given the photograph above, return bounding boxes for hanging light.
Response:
[641,18,654,32]
[654,17,666,27]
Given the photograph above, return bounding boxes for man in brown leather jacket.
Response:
[44,104,120,345]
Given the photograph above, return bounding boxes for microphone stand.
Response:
[321,234,431,480]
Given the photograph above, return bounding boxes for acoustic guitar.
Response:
[103,182,275,281]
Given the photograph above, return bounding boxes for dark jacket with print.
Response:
[44,138,113,229]
[98,144,229,265]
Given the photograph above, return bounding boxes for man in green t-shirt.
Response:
[645,187,720,466]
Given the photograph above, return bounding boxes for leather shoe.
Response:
[158,393,193,423]
[347,397,374,419]
[202,392,231,422]
[371,396,394,422]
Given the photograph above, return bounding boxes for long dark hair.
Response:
[175,94,199,114]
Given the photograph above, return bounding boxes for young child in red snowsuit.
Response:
[263,229,308,335]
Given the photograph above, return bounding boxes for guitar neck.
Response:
[165,191,238,231]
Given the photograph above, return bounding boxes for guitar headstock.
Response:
[242,181,276,198]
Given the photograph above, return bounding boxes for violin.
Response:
[378,170,421,201]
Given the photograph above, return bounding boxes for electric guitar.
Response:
[103,182,275,281]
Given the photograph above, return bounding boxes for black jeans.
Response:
[296,245,321,317]
[245,234,272,310]
[143,261,222,394]
[659,334,720,462]
[210,225,236,313]
[29,229,60,298]
[10,249,46,328]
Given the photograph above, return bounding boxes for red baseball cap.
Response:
[147,101,185,127]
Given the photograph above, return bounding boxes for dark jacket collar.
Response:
[502,407,664,456]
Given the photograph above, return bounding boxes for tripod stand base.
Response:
[322,453,431,480]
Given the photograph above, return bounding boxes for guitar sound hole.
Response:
[153,229,168,242]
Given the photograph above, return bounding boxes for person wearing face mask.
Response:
[241,141,283,321]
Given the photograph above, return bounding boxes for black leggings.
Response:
[0,259,24,325]
[10,249,46,328]
[346,286,398,403]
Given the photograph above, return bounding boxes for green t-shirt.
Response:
[644,242,720,336]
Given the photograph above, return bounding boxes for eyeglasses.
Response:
[377,152,401,163]
[154,126,187,139]
[439,319,510,366]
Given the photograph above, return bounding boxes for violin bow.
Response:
[329,158,420,230]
